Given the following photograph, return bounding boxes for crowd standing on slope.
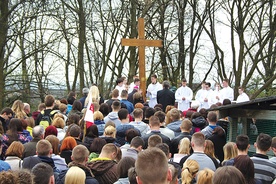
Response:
[0,74,274,184]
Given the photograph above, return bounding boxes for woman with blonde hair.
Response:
[197,168,214,184]
[4,141,24,170]
[173,137,190,163]
[84,86,100,107]
[65,166,86,184]
[181,159,199,184]
[52,117,66,141]
[101,125,117,144]
[204,140,220,164]
[222,142,238,165]
[11,100,27,119]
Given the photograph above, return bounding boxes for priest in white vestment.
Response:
[175,78,193,111]
[146,74,163,108]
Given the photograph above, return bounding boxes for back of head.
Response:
[93,111,104,121]
[44,95,55,107]
[45,135,59,155]
[162,80,170,89]
[68,124,81,138]
[121,90,128,98]
[155,143,170,158]
[32,162,54,184]
[191,132,205,148]
[149,115,160,127]
[135,147,168,184]
[104,125,116,138]
[125,128,140,143]
[178,137,190,154]
[32,125,45,139]
[72,145,89,163]
[101,143,118,156]
[118,108,129,120]
[59,103,67,113]
[72,100,82,111]
[222,99,231,105]
[15,169,34,184]
[5,141,24,158]
[207,111,217,123]
[112,89,120,98]
[197,168,214,184]
[133,108,143,119]
[256,133,272,152]
[90,137,107,154]
[148,134,162,148]
[82,87,89,95]
[60,136,77,152]
[145,107,156,119]
[170,108,180,121]
[180,119,192,131]
[154,111,166,123]
[182,159,199,184]
[213,166,246,184]
[128,167,137,184]
[117,157,136,178]
[130,136,145,149]
[36,140,52,156]
[223,142,238,161]
[272,137,276,149]
[234,155,255,184]
[236,134,249,151]
[0,170,18,184]
[65,166,86,184]
[112,100,121,111]
[44,125,57,138]
[1,107,13,116]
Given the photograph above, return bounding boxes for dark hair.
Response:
[44,95,55,107]
[155,143,170,156]
[32,162,54,184]
[67,114,80,125]
[90,137,107,153]
[125,129,140,143]
[212,126,225,137]
[134,78,140,83]
[223,99,231,105]
[86,124,99,138]
[1,107,13,116]
[118,108,129,120]
[130,136,145,148]
[99,103,109,117]
[154,111,166,123]
[207,111,217,122]
[256,133,272,151]
[199,108,208,119]
[145,107,156,119]
[59,98,68,105]
[128,167,137,184]
[117,157,136,178]
[162,81,170,89]
[234,155,255,184]
[116,78,124,85]
[151,74,157,78]
[72,100,82,112]
[213,166,246,184]
[236,135,249,151]
[68,124,81,137]
[6,118,23,144]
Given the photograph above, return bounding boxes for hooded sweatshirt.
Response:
[104,112,121,127]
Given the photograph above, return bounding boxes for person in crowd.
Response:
[57,145,99,184]
[182,101,199,119]
[120,128,140,150]
[121,136,144,160]
[60,136,77,164]
[142,116,171,149]
[87,143,120,184]
[25,117,35,136]
[32,162,55,184]
[133,91,144,106]
[45,135,68,171]
[197,168,214,184]
[220,79,234,102]
[204,140,220,164]
[251,133,276,184]
[175,78,193,112]
[104,101,121,127]
[52,117,66,141]
[233,155,258,184]
[128,76,139,94]
[106,89,120,112]
[172,137,190,163]
[170,119,192,155]
[101,124,117,144]
[147,134,162,148]
[143,107,155,124]
[128,167,137,184]
[120,90,134,114]
[79,87,89,108]
[22,125,44,158]
[68,124,89,148]
[84,85,101,108]
[114,157,136,184]
[0,107,13,133]
[180,132,219,172]
[201,111,219,139]
[68,100,83,119]
[213,166,246,184]
[212,82,222,104]
[89,137,107,160]
[11,100,27,119]
[207,126,226,163]
[236,86,250,103]
[223,134,250,166]
[66,91,76,114]
[115,78,125,100]
[168,163,178,184]
[0,170,20,184]
[2,118,32,157]
[4,141,24,170]
[129,108,150,136]
[84,124,99,147]
[15,169,34,184]
[157,80,175,112]
[195,81,206,109]
[0,139,11,171]
[222,142,238,165]
[44,125,58,138]
[146,74,163,108]
[135,147,172,184]
[166,108,183,136]
[35,95,57,126]
[99,103,109,117]
[58,103,68,122]
[116,108,140,146]
[270,136,276,164]
[154,111,175,140]
[23,103,31,117]
[181,159,199,184]
[64,166,86,184]
[93,111,105,136]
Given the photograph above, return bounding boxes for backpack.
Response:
[39,110,57,129]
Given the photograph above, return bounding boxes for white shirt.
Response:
[199,89,214,109]
[146,82,163,108]
[175,86,193,111]
[128,82,135,93]
[115,85,125,100]
[236,92,249,103]
[220,86,234,101]
[212,88,222,103]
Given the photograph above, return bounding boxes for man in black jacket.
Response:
[157,81,175,112]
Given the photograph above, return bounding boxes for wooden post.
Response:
[121,18,163,99]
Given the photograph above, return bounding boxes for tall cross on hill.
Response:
[121,18,163,99]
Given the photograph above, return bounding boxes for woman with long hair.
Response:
[4,141,24,170]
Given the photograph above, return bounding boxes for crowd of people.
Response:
[0,75,274,184]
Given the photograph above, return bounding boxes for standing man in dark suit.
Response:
[157,81,175,112]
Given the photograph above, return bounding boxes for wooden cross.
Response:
[121,18,163,99]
